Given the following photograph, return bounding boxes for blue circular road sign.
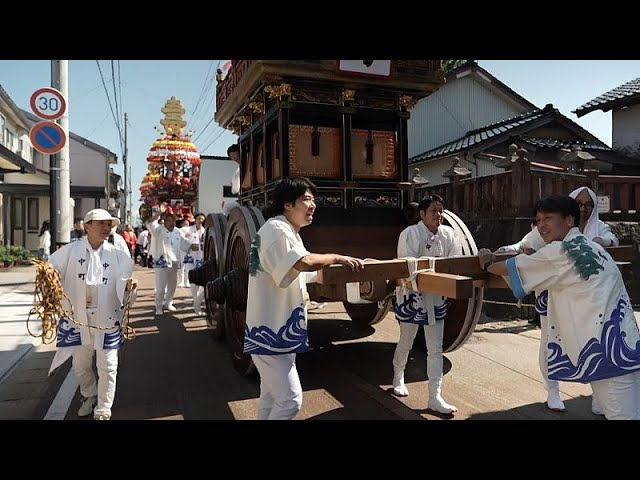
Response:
[29,121,67,154]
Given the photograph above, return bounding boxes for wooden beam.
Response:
[607,246,635,262]
[316,259,409,285]
[416,272,473,299]
[473,276,511,289]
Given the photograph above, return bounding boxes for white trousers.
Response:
[184,262,203,308]
[72,326,119,417]
[178,264,188,286]
[393,320,445,389]
[591,370,640,420]
[252,353,303,420]
[539,315,561,393]
[154,266,179,311]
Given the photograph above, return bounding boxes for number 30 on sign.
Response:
[29,87,67,121]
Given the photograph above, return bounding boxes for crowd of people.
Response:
[36,141,640,421]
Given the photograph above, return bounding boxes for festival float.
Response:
[139,97,201,218]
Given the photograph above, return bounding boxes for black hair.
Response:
[194,212,205,219]
[534,195,579,227]
[403,202,420,226]
[73,217,83,224]
[272,177,317,215]
[39,220,50,237]
[227,144,240,156]
[418,194,445,212]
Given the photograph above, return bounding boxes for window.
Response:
[27,198,39,231]
[0,116,5,145]
[4,129,15,151]
[12,198,24,229]
[18,139,23,156]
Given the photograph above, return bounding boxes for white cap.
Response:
[83,208,121,228]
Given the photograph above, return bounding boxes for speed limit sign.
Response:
[30,87,67,121]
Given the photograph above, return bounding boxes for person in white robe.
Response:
[177,218,191,287]
[494,185,618,415]
[47,209,137,420]
[110,227,131,254]
[183,212,206,315]
[222,144,241,216]
[244,177,364,420]
[146,203,192,315]
[391,194,462,415]
[570,186,618,247]
[480,195,640,420]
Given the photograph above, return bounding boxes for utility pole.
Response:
[123,112,128,224]
[50,60,70,247]
[129,164,133,225]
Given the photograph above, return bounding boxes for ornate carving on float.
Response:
[264,83,292,100]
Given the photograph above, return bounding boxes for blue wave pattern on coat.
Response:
[153,255,168,268]
[195,259,204,269]
[183,253,194,264]
[244,307,309,355]
[56,318,81,347]
[395,293,447,325]
[103,321,124,350]
[548,297,640,382]
[535,290,548,316]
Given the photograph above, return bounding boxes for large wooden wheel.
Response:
[203,213,227,340]
[343,279,395,327]
[223,206,265,376]
[441,210,484,352]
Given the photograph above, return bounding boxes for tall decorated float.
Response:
[139,97,201,218]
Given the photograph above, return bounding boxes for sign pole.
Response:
[51,60,71,247]
[49,63,59,246]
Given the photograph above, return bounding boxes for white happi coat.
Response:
[183,224,205,269]
[506,227,640,383]
[395,222,462,325]
[244,215,311,356]
[146,219,191,268]
[48,239,135,373]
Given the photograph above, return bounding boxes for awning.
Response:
[0,143,36,174]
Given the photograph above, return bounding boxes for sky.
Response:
[1,59,639,220]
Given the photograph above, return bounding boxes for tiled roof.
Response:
[409,106,554,164]
[574,77,640,117]
[514,135,612,152]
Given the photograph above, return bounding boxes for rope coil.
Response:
[27,259,136,343]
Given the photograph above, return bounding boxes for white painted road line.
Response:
[43,369,78,420]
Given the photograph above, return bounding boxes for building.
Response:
[0,86,37,246]
[574,76,640,161]
[408,61,636,187]
[0,83,121,250]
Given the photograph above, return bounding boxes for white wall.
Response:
[68,140,110,187]
[612,104,640,157]
[414,155,497,187]
[408,73,530,158]
[195,158,238,215]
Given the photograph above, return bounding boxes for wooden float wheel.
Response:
[440,210,484,352]
[343,279,396,327]
[223,206,265,376]
[203,213,227,340]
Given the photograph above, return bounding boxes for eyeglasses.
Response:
[577,201,595,209]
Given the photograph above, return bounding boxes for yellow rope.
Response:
[28,259,136,343]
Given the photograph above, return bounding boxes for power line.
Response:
[96,60,124,157]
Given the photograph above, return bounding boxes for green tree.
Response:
[442,60,469,73]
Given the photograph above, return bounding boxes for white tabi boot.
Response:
[427,356,457,414]
[392,370,409,397]
[545,380,566,412]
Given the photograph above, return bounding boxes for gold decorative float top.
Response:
[160,96,187,135]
